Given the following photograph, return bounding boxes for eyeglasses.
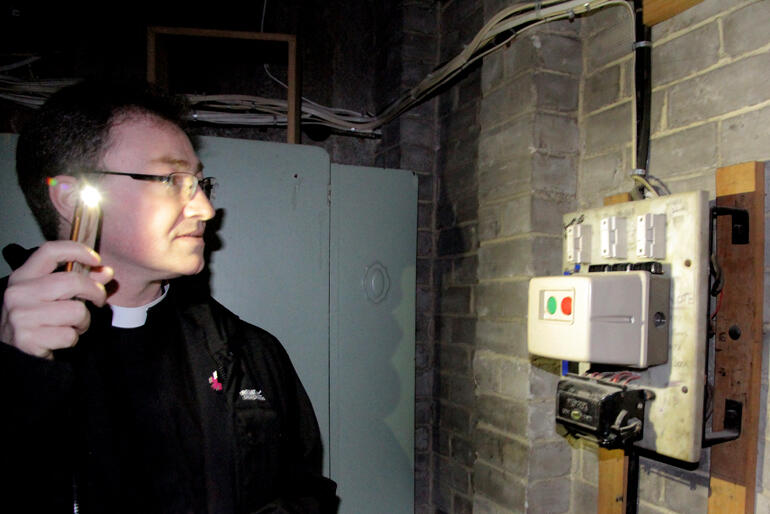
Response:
[81,171,217,201]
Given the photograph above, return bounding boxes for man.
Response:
[0,81,337,513]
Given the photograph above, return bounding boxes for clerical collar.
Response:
[110,284,170,328]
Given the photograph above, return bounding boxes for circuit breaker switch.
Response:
[566,223,591,263]
[600,216,627,258]
[636,213,666,259]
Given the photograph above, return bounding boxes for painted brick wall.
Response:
[575,0,770,512]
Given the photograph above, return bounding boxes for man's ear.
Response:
[48,175,80,225]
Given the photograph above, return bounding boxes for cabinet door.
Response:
[198,136,332,472]
[330,164,417,514]
[0,134,45,277]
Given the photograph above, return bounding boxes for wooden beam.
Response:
[148,26,296,43]
[286,37,300,144]
[603,192,633,206]
[708,161,764,514]
[709,477,747,513]
[146,28,156,85]
[643,0,704,26]
[598,448,627,514]
[716,162,758,196]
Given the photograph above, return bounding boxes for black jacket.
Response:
[0,274,338,513]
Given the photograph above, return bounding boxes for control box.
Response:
[528,272,670,367]
[526,191,709,463]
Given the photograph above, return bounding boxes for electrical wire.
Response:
[646,174,671,195]
[0,73,79,107]
[631,174,660,197]
[1,0,634,136]
[710,288,724,321]
[0,56,40,72]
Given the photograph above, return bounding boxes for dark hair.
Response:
[16,80,189,240]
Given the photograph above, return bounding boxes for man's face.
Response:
[95,115,214,284]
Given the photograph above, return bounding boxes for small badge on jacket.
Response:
[239,389,266,401]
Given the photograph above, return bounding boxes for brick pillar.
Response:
[472,5,580,512]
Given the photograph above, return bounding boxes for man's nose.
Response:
[184,187,215,221]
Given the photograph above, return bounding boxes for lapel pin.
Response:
[209,371,223,391]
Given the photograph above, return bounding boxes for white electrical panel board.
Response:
[532,191,709,463]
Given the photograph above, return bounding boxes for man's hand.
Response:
[0,241,114,359]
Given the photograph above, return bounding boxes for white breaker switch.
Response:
[636,213,666,259]
[600,216,627,258]
[566,223,591,264]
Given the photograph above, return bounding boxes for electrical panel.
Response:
[528,191,709,463]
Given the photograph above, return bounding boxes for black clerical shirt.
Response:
[71,297,208,513]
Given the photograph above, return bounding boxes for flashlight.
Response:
[65,183,103,274]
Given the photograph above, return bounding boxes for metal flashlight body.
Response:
[66,183,103,274]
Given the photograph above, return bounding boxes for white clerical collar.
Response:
[110,284,170,328]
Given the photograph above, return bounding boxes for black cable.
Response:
[626,446,639,514]
[633,0,652,174]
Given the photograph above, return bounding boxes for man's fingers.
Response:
[88,265,115,287]
[1,243,109,358]
[5,272,108,307]
[8,301,91,337]
[11,326,81,359]
[9,241,101,284]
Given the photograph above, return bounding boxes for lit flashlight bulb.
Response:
[65,183,103,274]
[79,184,102,208]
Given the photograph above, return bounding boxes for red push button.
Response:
[561,296,572,315]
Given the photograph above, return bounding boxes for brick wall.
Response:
[420,0,584,511]
[473,2,581,511]
[575,0,770,512]
[376,2,443,513]
[431,1,483,511]
[417,0,770,512]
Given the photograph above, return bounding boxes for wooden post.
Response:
[598,448,628,514]
[708,162,764,514]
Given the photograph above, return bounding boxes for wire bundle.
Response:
[187,0,632,134]
[0,0,633,135]
[586,370,642,385]
[1,0,630,135]
[0,58,79,108]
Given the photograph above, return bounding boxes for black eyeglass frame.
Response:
[79,170,217,200]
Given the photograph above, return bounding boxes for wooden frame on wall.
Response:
[146,27,301,144]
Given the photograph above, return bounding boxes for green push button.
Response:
[547,296,557,315]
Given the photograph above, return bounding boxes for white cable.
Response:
[631,174,660,197]
[0,56,41,72]
[204,0,635,133]
[2,0,634,136]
